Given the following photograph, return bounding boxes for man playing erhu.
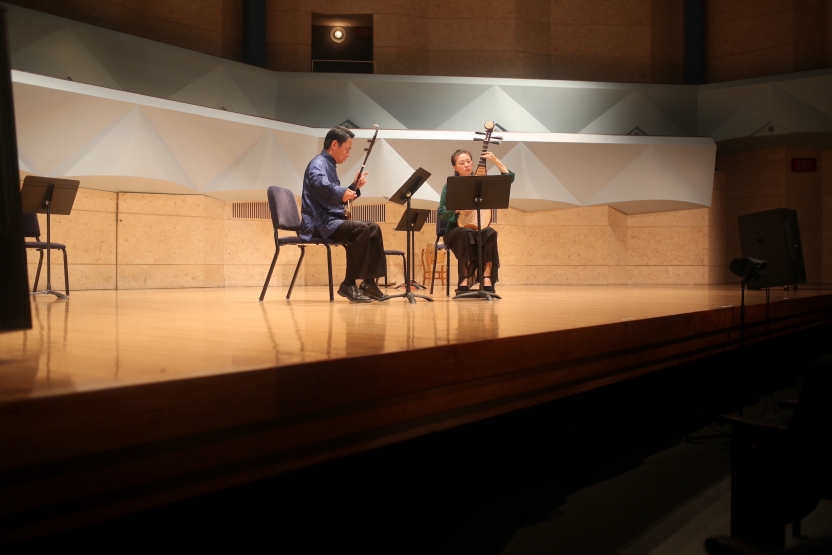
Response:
[299,126,387,303]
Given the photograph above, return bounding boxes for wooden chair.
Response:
[430,216,451,297]
[421,245,445,288]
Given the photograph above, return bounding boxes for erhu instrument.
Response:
[344,124,379,220]
[457,120,502,230]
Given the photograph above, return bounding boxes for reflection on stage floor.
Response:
[0,284,822,402]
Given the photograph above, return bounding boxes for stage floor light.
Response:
[730,257,767,283]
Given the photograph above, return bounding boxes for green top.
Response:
[438,171,515,230]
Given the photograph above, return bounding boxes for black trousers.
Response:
[322,220,387,283]
[445,226,499,285]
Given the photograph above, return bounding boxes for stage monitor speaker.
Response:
[737,208,806,290]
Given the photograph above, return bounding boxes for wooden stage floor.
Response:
[2,284,832,543]
[2,284,827,401]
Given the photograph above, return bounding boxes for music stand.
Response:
[20,176,80,299]
[380,168,433,304]
[394,208,431,291]
[445,174,512,301]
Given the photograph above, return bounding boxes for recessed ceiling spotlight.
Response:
[330,27,346,43]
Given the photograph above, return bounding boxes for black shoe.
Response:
[454,285,470,295]
[360,280,386,300]
[338,283,372,303]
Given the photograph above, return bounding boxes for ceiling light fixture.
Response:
[330,27,346,43]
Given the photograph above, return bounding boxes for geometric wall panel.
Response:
[205,131,301,197]
[4,4,702,136]
[51,106,193,186]
[523,142,648,205]
[6,2,832,148]
[700,76,832,141]
[579,91,685,137]
[13,71,716,212]
[11,28,121,91]
[169,66,258,116]
[493,143,580,211]
[437,86,550,133]
[12,83,133,176]
[587,147,701,209]
[142,106,266,189]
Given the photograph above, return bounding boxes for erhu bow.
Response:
[344,124,379,220]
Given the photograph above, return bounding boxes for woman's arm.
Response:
[438,183,458,223]
[482,152,508,174]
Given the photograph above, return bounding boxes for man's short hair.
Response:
[324,126,355,150]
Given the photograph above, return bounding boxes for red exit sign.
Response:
[791,158,817,172]
[355,27,373,39]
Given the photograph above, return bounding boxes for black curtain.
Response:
[0,6,31,332]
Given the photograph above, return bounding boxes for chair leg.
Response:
[430,241,439,294]
[445,249,451,297]
[33,250,44,292]
[286,246,304,300]
[61,248,69,296]
[325,245,335,302]
[260,246,281,301]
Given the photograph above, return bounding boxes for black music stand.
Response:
[20,176,80,300]
[380,168,433,304]
[445,174,512,301]
[394,208,431,292]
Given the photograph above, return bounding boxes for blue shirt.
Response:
[299,150,360,241]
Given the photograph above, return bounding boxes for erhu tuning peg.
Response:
[491,135,503,141]
[474,131,487,135]
[490,141,501,145]
[473,137,484,141]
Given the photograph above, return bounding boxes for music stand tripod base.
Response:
[454,289,500,301]
[396,281,427,290]
[382,206,433,304]
[31,289,68,300]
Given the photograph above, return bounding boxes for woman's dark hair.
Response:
[451,149,472,166]
[324,126,355,150]
[451,149,472,176]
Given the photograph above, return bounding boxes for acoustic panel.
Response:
[12,71,717,212]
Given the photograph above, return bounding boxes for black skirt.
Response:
[444,225,499,285]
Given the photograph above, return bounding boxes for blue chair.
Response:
[259,186,346,302]
[430,216,451,297]
[22,212,70,296]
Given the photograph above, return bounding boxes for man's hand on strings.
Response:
[342,188,358,202]
[354,171,369,189]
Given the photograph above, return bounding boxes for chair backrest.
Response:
[266,186,301,232]
[435,212,448,239]
[21,212,40,238]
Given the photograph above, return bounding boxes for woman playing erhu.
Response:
[437,149,514,295]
